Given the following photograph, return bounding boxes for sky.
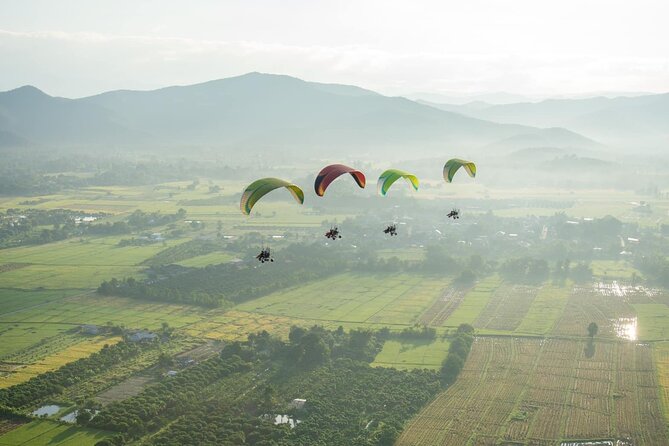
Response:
[1,0,668,99]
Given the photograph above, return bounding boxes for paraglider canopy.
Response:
[377,169,419,196]
[240,178,304,215]
[443,159,476,183]
[314,164,366,197]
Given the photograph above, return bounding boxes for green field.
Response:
[175,251,236,267]
[0,324,73,358]
[0,420,110,446]
[591,260,642,280]
[372,338,451,370]
[0,237,189,290]
[0,289,80,316]
[0,294,204,329]
[633,304,669,340]
[515,285,571,335]
[236,273,447,327]
[442,276,502,328]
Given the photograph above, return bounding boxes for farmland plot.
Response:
[397,338,668,445]
[0,420,110,446]
[0,335,120,388]
[474,284,538,331]
[441,276,502,328]
[516,285,570,335]
[418,285,466,326]
[552,285,637,339]
[236,273,446,327]
[655,342,669,424]
[372,338,451,370]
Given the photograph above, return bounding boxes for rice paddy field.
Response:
[0,335,121,388]
[0,420,110,446]
[397,337,668,445]
[372,338,451,370]
[235,273,448,327]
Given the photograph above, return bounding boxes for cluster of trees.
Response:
[279,360,440,446]
[391,325,437,342]
[195,327,439,446]
[145,406,287,446]
[0,208,103,248]
[498,257,549,284]
[98,243,347,307]
[0,342,148,409]
[88,209,187,237]
[552,259,593,284]
[440,324,475,385]
[222,326,384,368]
[636,255,669,287]
[90,355,250,440]
[0,208,187,249]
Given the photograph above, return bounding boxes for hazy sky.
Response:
[1,0,668,98]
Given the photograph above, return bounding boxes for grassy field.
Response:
[441,276,502,328]
[634,304,669,340]
[0,294,204,329]
[515,284,571,335]
[235,273,447,328]
[175,251,236,267]
[0,324,74,358]
[0,294,205,366]
[0,289,81,316]
[397,337,668,445]
[0,237,189,290]
[591,260,643,280]
[372,338,450,370]
[0,420,110,446]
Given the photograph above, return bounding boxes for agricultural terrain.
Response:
[1,180,669,445]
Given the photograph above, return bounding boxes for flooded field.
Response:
[592,282,659,298]
[612,317,638,340]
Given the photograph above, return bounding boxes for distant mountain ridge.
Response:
[424,93,669,149]
[0,73,601,157]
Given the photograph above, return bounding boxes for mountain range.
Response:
[422,94,669,149]
[0,72,664,157]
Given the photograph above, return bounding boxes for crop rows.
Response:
[397,338,669,445]
[419,286,467,326]
[553,287,636,338]
[474,284,538,331]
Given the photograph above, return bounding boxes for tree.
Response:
[454,269,476,287]
[587,322,598,338]
[76,409,93,425]
[570,262,593,284]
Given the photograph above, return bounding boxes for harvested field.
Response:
[654,342,669,427]
[419,286,467,326]
[474,284,538,331]
[0,419,26,436]
[441,276,502,328]
[397,337,668,445]
[96,375,155,406]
